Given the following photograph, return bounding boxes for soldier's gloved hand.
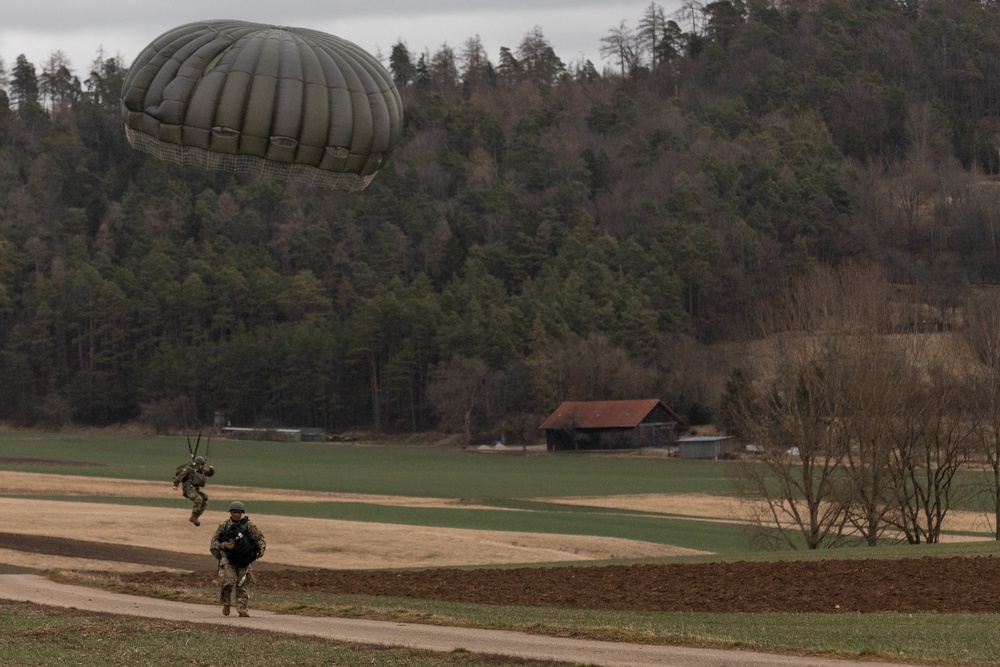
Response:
[257,551,264,559]
[221,541,234,549]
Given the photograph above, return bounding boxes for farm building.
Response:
[539,399,683,451]
[222,426,326,442]
[676,435,737,459]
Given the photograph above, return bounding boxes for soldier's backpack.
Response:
[219,521,260,569]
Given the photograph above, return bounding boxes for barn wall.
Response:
[546,427,671,451]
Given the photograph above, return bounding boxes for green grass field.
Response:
[0,431,757,554]
[6,431,1000,665]
[0,431,735,497]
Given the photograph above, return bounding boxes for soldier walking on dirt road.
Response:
[211,501,266,617]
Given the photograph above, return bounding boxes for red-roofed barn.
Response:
[538,399,683,451]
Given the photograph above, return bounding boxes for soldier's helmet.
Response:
[229,501,246,512]
[194,456,206,465]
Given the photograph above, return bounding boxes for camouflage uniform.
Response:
[210,513,266,617]
[172,459,214,525]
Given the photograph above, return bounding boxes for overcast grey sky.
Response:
[1,1,684,78]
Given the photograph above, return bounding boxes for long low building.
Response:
[221,426,326,442]
[676,435,737,459]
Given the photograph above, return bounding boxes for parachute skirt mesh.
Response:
[125,126,377,192]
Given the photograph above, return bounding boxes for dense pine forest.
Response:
[0,0,997,440]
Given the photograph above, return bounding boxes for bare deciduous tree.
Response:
[731,351,851,549]
[885,356,977,544]
[428,44,460,95]
[960,290,1000,539]
[638,3,668,69]
[459,35,493,91]
[529,333,661,410]
[427,355,492,445]
[600,21,643,78]
[730,265,869,549]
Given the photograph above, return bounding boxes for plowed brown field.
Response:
[12,531,1000,614]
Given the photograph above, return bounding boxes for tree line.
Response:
[0,0,999,442]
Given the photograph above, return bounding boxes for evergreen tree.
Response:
[10,55,39,113]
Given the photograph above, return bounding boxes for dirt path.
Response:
[1,470,995,572]
[0,497,698,571]
[0,472,706,572]
[0,575,924,667]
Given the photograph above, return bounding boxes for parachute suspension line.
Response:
[183,399,201,464]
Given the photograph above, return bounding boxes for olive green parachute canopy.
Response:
[120,20,402,191]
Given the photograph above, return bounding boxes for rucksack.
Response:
[219,520,260,569]
[174,461,192,479]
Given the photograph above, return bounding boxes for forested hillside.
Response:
[0,0,997,439]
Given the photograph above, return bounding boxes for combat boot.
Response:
[222,604,230,616]
[238,610,249,617]
[189,512,200,526]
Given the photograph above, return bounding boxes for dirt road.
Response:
[0,575,924,667]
